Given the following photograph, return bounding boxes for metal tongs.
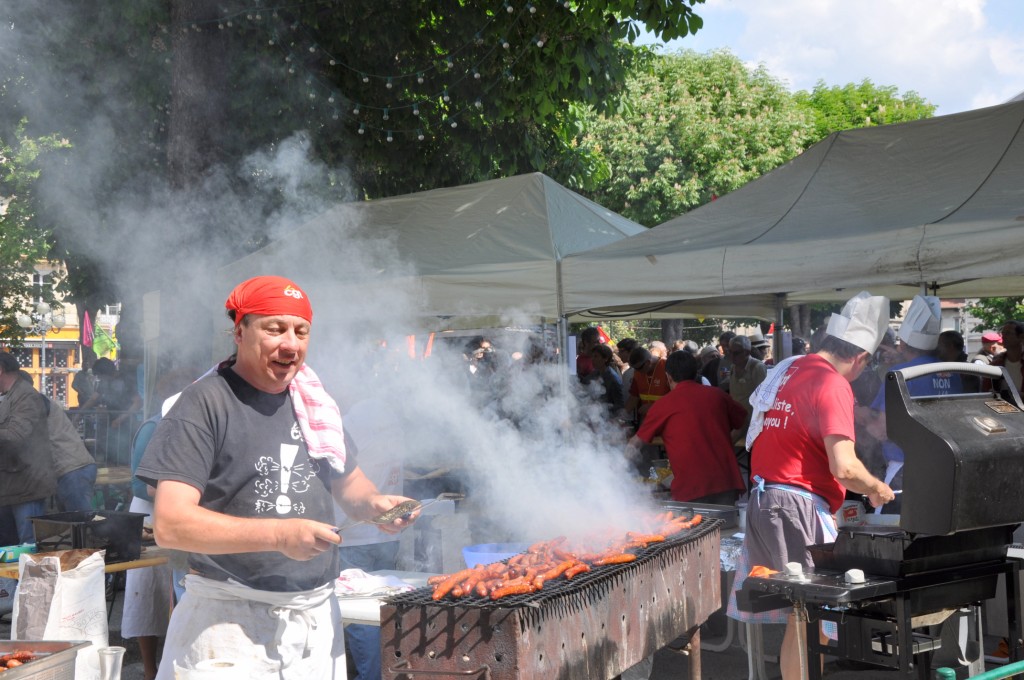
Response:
[334,492,464,533]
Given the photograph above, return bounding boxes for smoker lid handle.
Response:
[894,361,1003,381]
[890,362,1024,410]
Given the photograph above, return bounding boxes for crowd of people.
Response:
[574,295,1024,680]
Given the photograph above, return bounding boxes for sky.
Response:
[645,0,1024,116]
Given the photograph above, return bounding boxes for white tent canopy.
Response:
[563,100,1024,319]
[219,172,645,327]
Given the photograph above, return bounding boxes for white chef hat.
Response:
[898,295,942,350]
[825,291,891,354]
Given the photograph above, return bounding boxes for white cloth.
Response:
[335,569,414,598]
[121,497,173,638]
[825,291,890,353]
[745,355,805,450]
[898,295,941,350]
[156,574,344,680]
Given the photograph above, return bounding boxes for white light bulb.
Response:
[417,131,425,141]
[386,131,394,142]
[358,125,365,134]
[413,106,420,116]
[353,105,360,115]
[450,120,458,128]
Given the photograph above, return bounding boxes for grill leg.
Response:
[794,602,811,680]
[688,627,701,680]
[1007,559,1024,662]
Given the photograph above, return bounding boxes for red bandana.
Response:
[225,276,313,326]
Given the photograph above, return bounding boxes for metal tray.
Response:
[0,641,89,680]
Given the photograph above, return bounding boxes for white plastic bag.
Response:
[12,548,108,680]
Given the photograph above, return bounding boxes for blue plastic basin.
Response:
[462,542,529,568]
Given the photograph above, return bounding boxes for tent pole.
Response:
[775,294,786,361]
[555,258,572,398]
[557,316,571,400]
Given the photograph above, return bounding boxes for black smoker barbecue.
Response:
[739,362,1024,679]
[380,518,722,679]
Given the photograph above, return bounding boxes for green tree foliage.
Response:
[794,79,936,144]
[0,121,70,342]
[576,49,814,227]
[967,298,1024,332]
[245,0,706,197]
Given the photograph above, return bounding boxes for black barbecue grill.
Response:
[739,362,1024,679]
[381,518,722,679]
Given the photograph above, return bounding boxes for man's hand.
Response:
[825,435,896,506]
[367,494,420,535]
[274,519,341,560]
[864,484,897,508]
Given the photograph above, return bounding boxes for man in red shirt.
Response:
[627,351,747,505]
[729,292,896,680]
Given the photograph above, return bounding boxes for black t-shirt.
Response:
[137,367,352,592]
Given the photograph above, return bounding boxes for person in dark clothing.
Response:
[0,352,55,543]
[589,343,624,417]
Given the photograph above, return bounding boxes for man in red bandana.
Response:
[138,275,416,680]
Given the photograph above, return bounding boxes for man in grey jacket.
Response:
[17,370,96,512]
[0,352,55,543]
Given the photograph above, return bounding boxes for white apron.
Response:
[156,574,345,680]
